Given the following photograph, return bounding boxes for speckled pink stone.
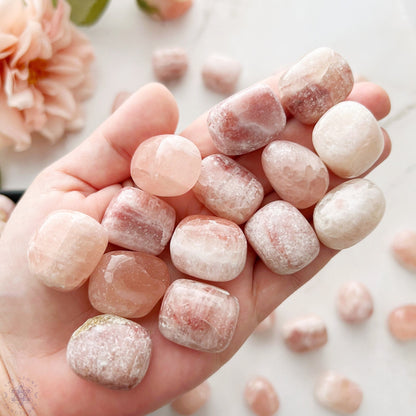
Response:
[66,315,152,390]
[152,47,188,82]
[170,215,247,282]
[88,251,170,318]
[391,230,416,272]
[282,315,327,352]
[171,381,211,415]
[314,371,363,414]
[336,281,373,324]
[245,201,320,275]
[388,304,416,341]
[193,154,264,224]
[262,140,329,209]
[131,134,202,197]
[101,187,176,255]
[207,84,286,155]
[312,101,384,178]
[159,279,239,352]
[27,210,108,291]
[202,54,242,95]
[244,376,280,416]
[313,179,385,250]
[279,47,354,124]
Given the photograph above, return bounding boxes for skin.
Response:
[0,76,391,415]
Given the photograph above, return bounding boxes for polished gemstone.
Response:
[388,304,416,341]
[391,229,416,272]
[244,376,280,416]
[336,281,373,324]
[152,47,188,82]
[88,250,170,318]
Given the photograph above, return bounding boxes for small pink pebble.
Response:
[245,201,320,275]
[27,210,108,291]
[282,314,327,352]
[101,187,176,255]
[159,279,239,352]
[67,314,151,390]
[336,281,373,324]
[170,215,247,282]
[262,140,329,209]
[388,304,416,341]
[314,371,363,414]
[244,376,280,416]
[202,54,242,95]
[279,47,354,124]
[0,194,16,222]
[152,48,188,82]
[111,91,131,113]
[391,229,416,272]
[207,84,286,156]
[193,154,264,224]
[88,251,170,318]
[171,381,210,415]
[131,134,201,197]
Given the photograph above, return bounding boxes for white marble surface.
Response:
[2,0,416,414]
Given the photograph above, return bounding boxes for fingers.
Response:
[50,83,179,191]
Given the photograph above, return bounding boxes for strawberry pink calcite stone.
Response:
[390,229,416,272]
[279,47,354,124]
[171,381,211,415]
[170,215,247,282]
[314,371,363,414]
[244,376,280,416]
[152,47,188,82]
[282,314,328,352]
[66,314,152,390]
[312,101,384,178]
[262,140,329,209]
[313,179,385,250]
[101,187,176,255]
[207,84,286,156]
[202,54,242,95]
[131,134,201,197]
[27,210,108,291]
[388,304,416,341]
[336,281,373,324]
[245,201,320,275]
[159,279,239,352]
[193,154,264,224]
[88,251,170,318]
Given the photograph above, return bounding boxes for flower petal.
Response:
[0,33,17,59]
[37,114,65,143]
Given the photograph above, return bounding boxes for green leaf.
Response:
[66,0,110,26]
[136,0,159,16]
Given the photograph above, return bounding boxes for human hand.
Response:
[0,77,391,416]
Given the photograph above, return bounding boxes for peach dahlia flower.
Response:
[0,0,94,151]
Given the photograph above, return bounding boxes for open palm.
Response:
[0,78,391,416]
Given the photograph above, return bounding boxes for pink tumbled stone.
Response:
[88,251,170,318]
[314,371,363,414]
[67,315,151,390]
[388,304,416,341]
[159,279,239,352]
[152,47,188,82]
[207,84,286,156]
[0,194,16,222]
[171,381,210,415]
[313,179,385,250]
[245,376,280,416]
[170,215,247,282]
[262,140,329,209]
[391,229,416,272]
[101,187,176,255]
[279,47,354,124]
[131,134,202,197]
[336,281,373,324]
[27,210,108,291]
[312,101,384,178]
[202,54,242,95]
[282,314,327,352]
[193,154,264,224]
[245,201,320,275]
